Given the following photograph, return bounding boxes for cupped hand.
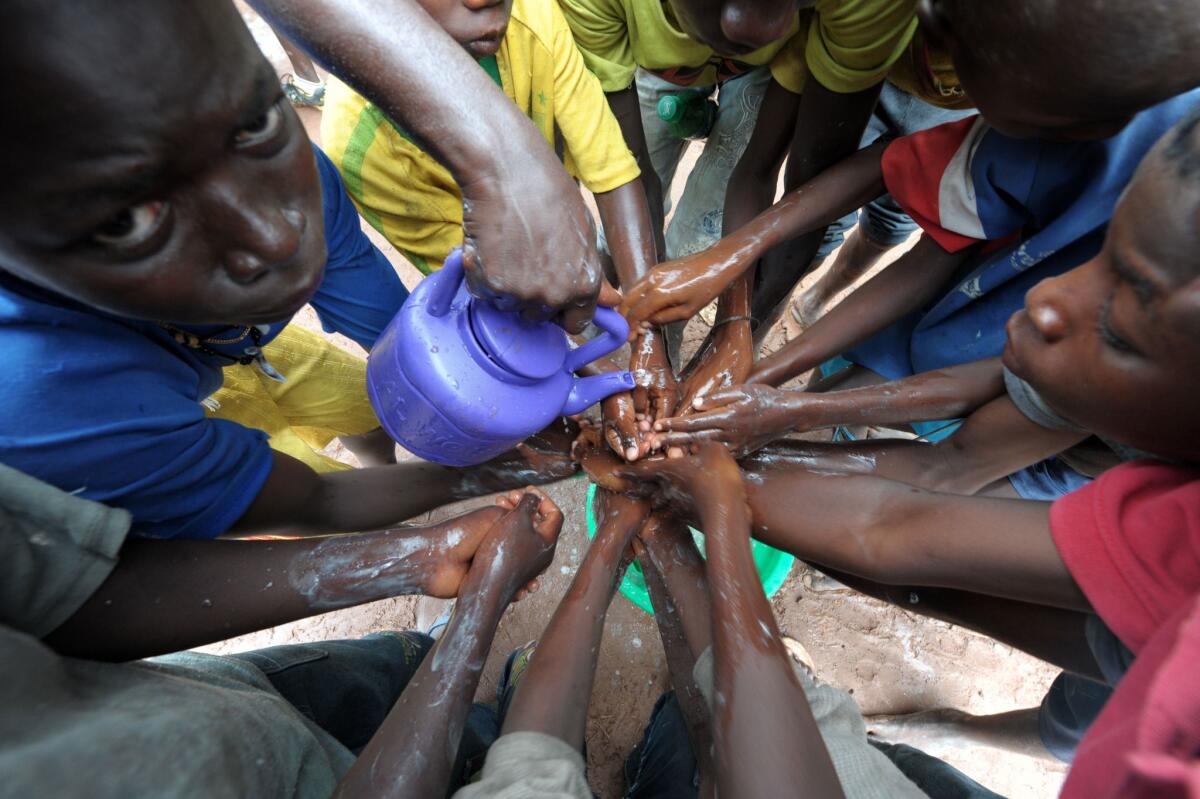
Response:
[630,327,679,425]
[619,248,746,327]
[676,321,754,416]
[601,390,647,462]
[460,166,602,334]
[478,487,564,598]
[652,384,797,457]
[423,505,508,599]
[612,441,742,510]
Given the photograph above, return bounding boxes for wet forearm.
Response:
[640,526,712,658]
[739,465,1088,610]
[336,578,509,799]
[596,180,658,287]
[46,524,464,661]
[701,476,843,798]
[501,510,642,746]
[229,452,553,538]
[778,358,1005,430]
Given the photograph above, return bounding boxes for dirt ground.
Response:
[204,12,1070,796]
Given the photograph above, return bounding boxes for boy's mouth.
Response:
[466,29,504,57]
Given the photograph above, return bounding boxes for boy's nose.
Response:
[720,2,794,50]
[1025,277,1072,342]
[222,207,306,285]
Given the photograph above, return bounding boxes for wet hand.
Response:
[423,505,508,598]
[676,322,753,416]
[613,442,744,518]
[630,327,679,425]
[460,169,602,334]
[474,488,564,600]
[470,418,582,491]
[652,385,796,457]
[619,249,744,327]
[601,390,650,462]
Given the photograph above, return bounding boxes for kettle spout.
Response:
[563,371,636,416]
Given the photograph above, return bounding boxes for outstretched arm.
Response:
[227,425,578,538]
[621,141,887,327]
[734,396,1088,495]
[737,457,1088,611]
[748,234,972,387]
[654,357,1007,456]
[248,0,601,331]
[595,180,679,456]
[654,445,844,799]
[47,503,507,661]
[334,490,563,799]
[604,88,667,258]
[500,490,649,747]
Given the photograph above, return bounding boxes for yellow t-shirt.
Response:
[321,0,640,274]
[558,0,919,96]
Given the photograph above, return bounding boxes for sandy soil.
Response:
[205,12,1071,796]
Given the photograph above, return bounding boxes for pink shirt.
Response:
[1050,461,1200,798]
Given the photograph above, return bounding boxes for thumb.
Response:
[598,280,623,308]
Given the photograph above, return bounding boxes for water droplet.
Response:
[430,345,439,353]
[201,598,213,608]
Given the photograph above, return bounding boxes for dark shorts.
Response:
[1037,615,1136,762]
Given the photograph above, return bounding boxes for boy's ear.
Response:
[916,0,950,48]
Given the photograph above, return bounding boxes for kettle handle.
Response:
[563,306,630,372]
[426,249,466,317]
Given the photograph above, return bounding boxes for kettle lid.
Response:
[469,300,567,380]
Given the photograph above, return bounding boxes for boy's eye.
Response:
[91,201,170,248]
[1096,296,1141,356]
[234,102,284,147]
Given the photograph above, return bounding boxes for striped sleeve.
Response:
[881,115,1039,252]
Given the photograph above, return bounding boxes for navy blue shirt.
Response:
[0,146,408,539]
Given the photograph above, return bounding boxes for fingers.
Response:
[698,386,748,407]
[654,407,736,433]
[654,429,726,448]
[597,280,623,308]
[651,393,675,425]
[604,424,640,463]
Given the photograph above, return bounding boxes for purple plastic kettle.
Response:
[367,250,636,466]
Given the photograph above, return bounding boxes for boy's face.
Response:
[917,0,1136,142]
[416,0,513,58]
[1002,142,1200,461]
[0,1,328,326]
[943,58,1132,142]
[667,0,801,57]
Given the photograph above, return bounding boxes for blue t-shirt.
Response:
[0,145,409,539]
[851,89,1200,379]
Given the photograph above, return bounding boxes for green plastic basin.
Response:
[584,483,794,615]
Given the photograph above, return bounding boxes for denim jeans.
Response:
[818,83,975,258]
[229,631,499,791]
[634,67,774,259]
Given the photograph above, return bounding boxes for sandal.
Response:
[281,73,325,108]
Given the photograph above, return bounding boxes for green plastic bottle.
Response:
[656,90,717,140]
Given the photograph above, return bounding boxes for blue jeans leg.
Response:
[623,692,700,799]
[868,740,1006,799]
[230,631,499,786]
[818,83,976,257]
